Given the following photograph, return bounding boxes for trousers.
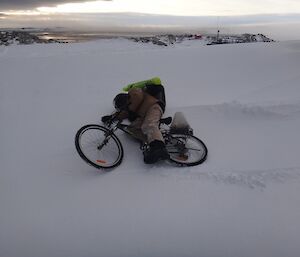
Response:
[128,103,164,143]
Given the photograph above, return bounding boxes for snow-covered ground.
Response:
[1,39,300,257]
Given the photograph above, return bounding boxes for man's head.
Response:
[113,93,128,111]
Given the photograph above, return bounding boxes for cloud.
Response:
[2,12,300,28]
[0,0,111,11]
[1,12,300,40]
[0,12,8,20]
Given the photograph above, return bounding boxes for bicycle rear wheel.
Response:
[166,133,207,166]
[75,124,123,169]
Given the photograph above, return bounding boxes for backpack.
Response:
[122,77,162,91]
[123,77,166,111]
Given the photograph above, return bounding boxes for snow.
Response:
[1,39,300,257]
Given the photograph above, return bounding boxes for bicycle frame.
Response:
[103,120,136,137]
[103,116,172,145]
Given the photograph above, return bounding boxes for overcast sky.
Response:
[1,0,300,40]
[0,0,101,10]
[1,0,300,15]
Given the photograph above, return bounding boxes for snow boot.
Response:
[143,140,169,164]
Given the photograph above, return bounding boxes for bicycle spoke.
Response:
[185,147,203,151]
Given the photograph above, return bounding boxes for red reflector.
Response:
[96,160,107,164]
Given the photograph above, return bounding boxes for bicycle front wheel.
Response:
[75,124,124,169]
[166,133,207,166]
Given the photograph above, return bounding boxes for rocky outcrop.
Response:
[0,30,60,46]
[128,34,197,46]
[129,33,274,46]
[207,33,275,45]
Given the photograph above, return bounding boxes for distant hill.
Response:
[0,29,274,46]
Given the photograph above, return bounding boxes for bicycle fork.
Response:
[97,127,118,151]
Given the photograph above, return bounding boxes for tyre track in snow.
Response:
[149,166,300,190]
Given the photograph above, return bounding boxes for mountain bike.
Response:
[75,112,208,169]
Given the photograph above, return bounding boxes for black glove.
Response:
[128,111,139,122]
[101,115,113,123]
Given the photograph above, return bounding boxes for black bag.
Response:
[144,84,166,112]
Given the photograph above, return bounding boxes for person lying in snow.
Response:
[101,77,169,164]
